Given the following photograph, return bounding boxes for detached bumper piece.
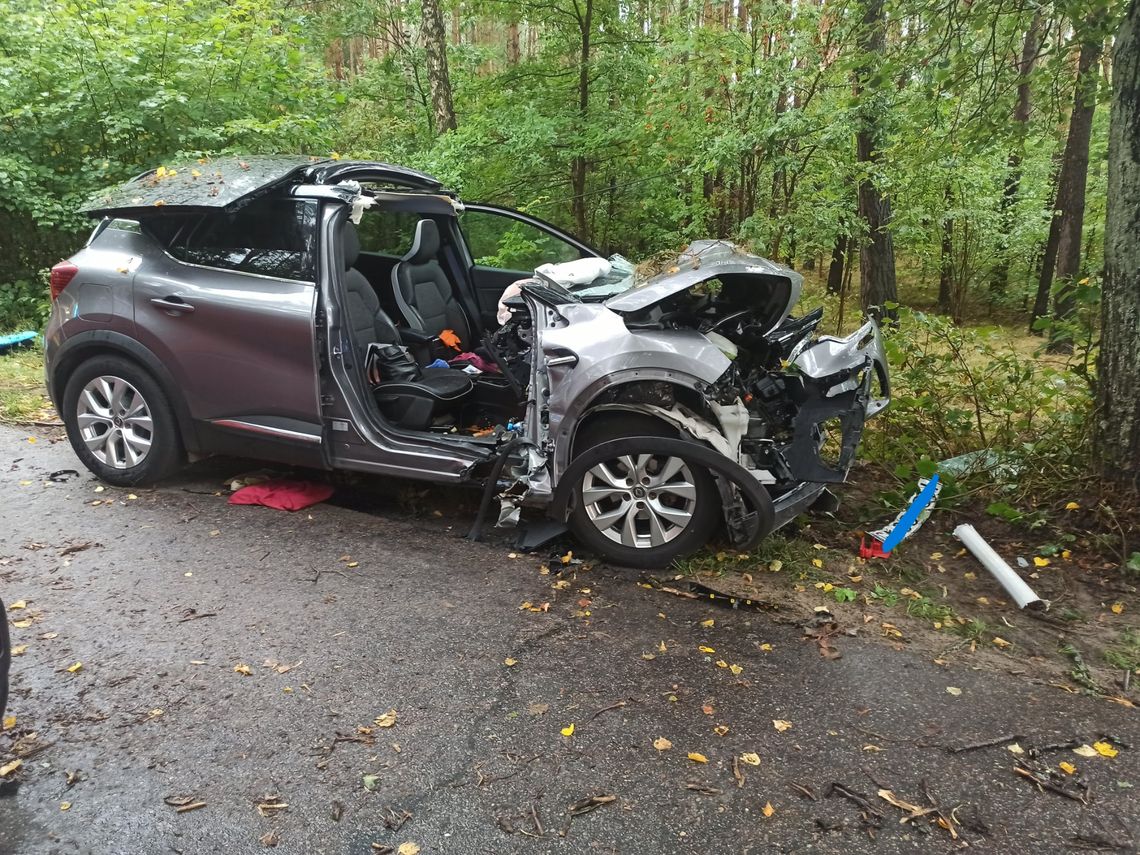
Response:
[772,320,889,484]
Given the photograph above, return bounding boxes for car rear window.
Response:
[147,197,318,282]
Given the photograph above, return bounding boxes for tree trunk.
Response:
[507,21,520,65]
[1049,33,1103,351]
[855,0,898,320]
[938,186,954,315]
[422,0,457,133]
[1097,0,1140,487]
[570,0,594,240]
[991,11,1044,297]
[826,234,847,294]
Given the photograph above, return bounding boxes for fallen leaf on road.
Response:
[1059,761,1077,775]
[762,802,775,818]
[374,710,398,728]
[560,551,573,565]
[1065,501,1080,510]
[259,831,279,847]
[2,716,15,730]
[653,737,672,751]
[66,662,83,673]
[1073,744,1099,758]
[877,789,925,815]
[397,844,420,855]
[658,641,667,653]
[1033,557,1050,567]
[60,802,71,811]
[1111,602,1124,615]
[233,663,252,676]
[528,703,548,716]
[687,752,708,763]
[759,643,773,652]
[715,659,728,668]
[11,645,26,656]
[11,620,31,629]
[991,637,1011,649]
[1093,741,1118,758]
[504,658,518,667]
[714,725,729,737]
[7,600,26,610]
[561,723,575,737]
[0,760,22,777]
[700,619,715,627]
[946,687,962,696]
[363,775,380,792]
[1007,743,1024,755]
[740,753,761,766]
[729,664,743,676]
[701,704,714,715]
[41,632,58,640]
[773,720,792,732]
[699,645,715,654]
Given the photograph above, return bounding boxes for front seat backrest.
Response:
[342,221,399,359]
[391,219,470,346]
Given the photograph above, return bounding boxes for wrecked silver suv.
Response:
[44,156,889,567]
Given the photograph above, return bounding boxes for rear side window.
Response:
[148,197,318,282]
[354,211,422,257]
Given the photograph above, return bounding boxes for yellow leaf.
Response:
[762,801,775,818]
[11,645,27,656]
[1111,602,1124,615]
[713,725,729,736]
[740,752,761,766]
[1059,761,1077,775]
[1065,501,1080,510]
[0,759,21,777]
[811,558,823,568]
[346,562,359,568]
[715,659,728,668]
[190,169,201,178]
[374,710,398,728]
[653,737,672,751]
[700,619,715,627]
[67,662,83,673]
[1033,557,1050,567]
[946,686,962,696]
[1,716,15,730]
[26,437,36,444]
[929,552,943,560]
[1093,741,1118,758]
[759,643,773,652]
[658,641,667,653]
[768,560,783,572]
[560,551,573,564]
[772,719,792,732]
[60,802,71,811]
[397,844,421,855]
[699,645,715,654]
[687,752,708,763]
[561,723,575,737]
[504,657,518,667]
[7,600,26,610]
[233,663,252,676]
[1073,744,1099,758]
[1007,743,1024,755]
[12,619,31,629]
[729,663,743,676]
[1062,549,1072,559]
[991,637,1011,649]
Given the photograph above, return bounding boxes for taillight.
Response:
[49,261,79,300]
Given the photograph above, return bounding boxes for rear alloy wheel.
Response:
[569,417,720,568]
[62,356,183,487]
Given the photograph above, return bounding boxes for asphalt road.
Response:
[1,424,1137,855]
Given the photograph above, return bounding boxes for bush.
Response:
[0,278,50,331]
[863,307,1092,491]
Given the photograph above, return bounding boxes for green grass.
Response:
[0,344,53,423]
[1105,629,1140,673]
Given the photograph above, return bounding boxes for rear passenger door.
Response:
[458,205,601,328]
[132,196,325,450]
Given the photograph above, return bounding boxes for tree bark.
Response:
[422,0,457,133]
[1049,33,1103,351]
[855,0,898,320]
[939,186,954,315]
[1097,0,1140,487]
[570,0,594,240]
[991,11,1043,297]
[826,234,847,294]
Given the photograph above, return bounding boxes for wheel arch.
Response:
[50,331,200,453]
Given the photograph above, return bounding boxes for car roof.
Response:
[81,155,445,218]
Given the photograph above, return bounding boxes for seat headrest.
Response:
[404,219,440,265]
[342,221,361,270]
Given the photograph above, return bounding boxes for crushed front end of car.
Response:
[492,240,890,559]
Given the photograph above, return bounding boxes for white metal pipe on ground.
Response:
[953,523,1045,610]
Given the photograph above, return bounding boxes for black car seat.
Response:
[342,222,472,429]
[390,219,472,348]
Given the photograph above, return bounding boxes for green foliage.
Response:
[0,280,50,330]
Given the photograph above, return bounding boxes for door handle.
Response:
[151,296,195,314]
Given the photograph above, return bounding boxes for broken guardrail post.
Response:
[953,523,1047,610]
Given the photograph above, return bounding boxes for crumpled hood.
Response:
[604,240,802,333]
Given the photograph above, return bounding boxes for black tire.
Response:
[0,596,10,719]
[62,355,184,487]
[568,415,721,569]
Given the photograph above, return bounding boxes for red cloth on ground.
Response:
[228,479,334,512]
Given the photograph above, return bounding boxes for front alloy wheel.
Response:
[581,453,698,548]
[76,375,153,468]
